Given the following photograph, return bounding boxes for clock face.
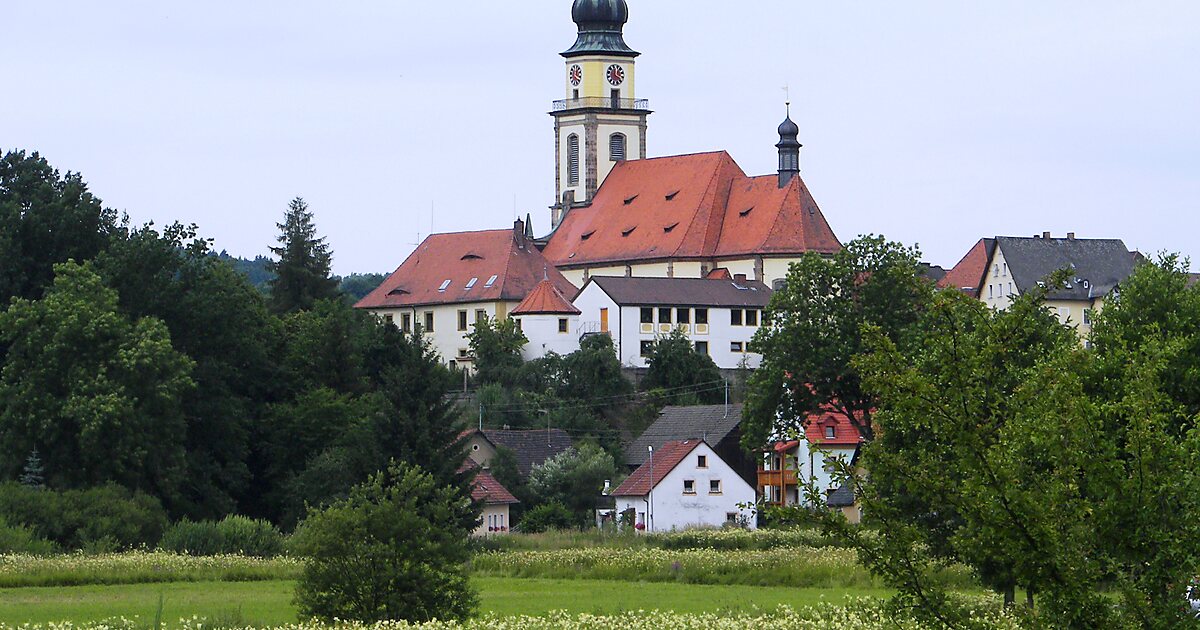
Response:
[569,65,582,86]
[606,64,625,86]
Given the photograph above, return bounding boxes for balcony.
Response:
[756,469,797,489]
[552,97,650,112]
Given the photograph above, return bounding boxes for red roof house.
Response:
[511,279,581,315]
[938,238,996,298]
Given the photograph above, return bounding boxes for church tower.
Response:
[550,0,651,229]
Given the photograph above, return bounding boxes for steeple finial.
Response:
[776,104,802,188]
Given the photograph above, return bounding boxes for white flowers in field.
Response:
[474,545,858,575]
[0,603,1027,630]
[0,551,301,585]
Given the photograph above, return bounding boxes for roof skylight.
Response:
[485,275,498,287]
[438,279,451,292]
[465,278,478,289]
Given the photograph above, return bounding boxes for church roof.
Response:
[542,152,841,268]
[356,222,577,310]
[511,279,581,315]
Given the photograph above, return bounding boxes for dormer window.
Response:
[739,207,754,217]
[581,230,596,241]
[663,222,679,233]
[438,280,451,292]
[623,194,638,205]
[825,426,836,439]
[388,287,410,296]
[665,190,680,201]
[461,253,483,261]
[485,275,498,287]
[621,226,637,237]
[465,278,478,290]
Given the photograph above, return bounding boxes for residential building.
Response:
[470,469,519,537]
[510,279,582,361]
[942,233,1140,339]
[937,238,996,299]
[759,407,864,522]
[571,274,772,369]
[462,428,574,480]
[614,439,756,532]
[625,404,755,487]
[355,220,577,368]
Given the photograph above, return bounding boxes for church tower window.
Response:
[610,133,627,162]
[567,134,580,186]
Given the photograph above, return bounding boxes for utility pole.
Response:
[479,402,483,431]
[724,379,730,418]
[647,445,654,534]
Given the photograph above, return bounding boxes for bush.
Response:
[518,502,576,534]
[159,516,283,556]
[0,517,57,555]
[0,483,166,550]
[291,462,477,622]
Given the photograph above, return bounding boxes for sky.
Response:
[5,1,1199,275]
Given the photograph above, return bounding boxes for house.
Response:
[355,219,577,369]
[510,279,582,361]
[625,404,755,487]
[613,439,756,532]
[462,428,574,480]
[942,233,1139,340]
[470,469,519,537]
[758,407,864,521]
[571,275,772,369]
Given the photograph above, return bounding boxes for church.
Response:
[357,0,844,366]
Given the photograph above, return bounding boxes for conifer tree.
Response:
[19,449,44,489]
[268,197,338,313]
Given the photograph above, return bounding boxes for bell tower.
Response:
[550,0,651,229]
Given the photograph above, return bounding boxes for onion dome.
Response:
[563,0,639,58]
[776,112,801,149]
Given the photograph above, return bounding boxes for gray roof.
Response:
[827,484,856,508]
[587,276,772,308]
[625,404,742,468]
[996,236,1137,301]
[482,429,574,478]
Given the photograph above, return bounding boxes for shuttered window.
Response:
[567,134,580,186]
[609,133,626,162]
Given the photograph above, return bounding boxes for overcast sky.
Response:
[6,1,1198,275]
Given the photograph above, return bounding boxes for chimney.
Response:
[1067,232,1076,240]
[1042,231,1052,239]
[734,273,747,283]
[513,219,527,248]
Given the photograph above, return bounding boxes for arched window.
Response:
[567,134,580,186]
[609,133,627,162]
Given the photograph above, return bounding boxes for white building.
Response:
[613,439,756,532]
[759,408,864,522]
[510,279,582,361]
[470,469,519,537]
[572,274,772,369]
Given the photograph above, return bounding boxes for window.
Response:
[697,455,708,468]
[1003,263,1008,276]
[682,479,696,494]
[609,133,627,162]
[383,314,394,325]
[726,512,738,524]
[731,310,743,326]
[485,275,498,287]
[476,309,487,323]
[465,277,478,290]
[994,264,999,276]
[514,318,522,331]
[695,309,708,325]
[746,310,759,326]
[1083,309,1092,325]
[989,285,994,299]
[730,341,744,353]
[659,308,672,324]
[640,341,655,357]
[457,310,468,331]
[825,426,836,439]
[401,313,412,333]
[677,308,690,324]
[424,311,434,332]
[558,318,569,333]
[694,341,709,355]
[567,134,580,186]
[640,307,654,324]
[438,279,451,292]
[709,479,722,494]
[458,348,470,358]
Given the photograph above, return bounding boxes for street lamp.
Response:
[647,445,654,533]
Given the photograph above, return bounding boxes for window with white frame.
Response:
[682,479,696,494]
[709,479,722,494]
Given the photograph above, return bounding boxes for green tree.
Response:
[642,328,724,404]
[467,316,527,387]
[526,444,620,527]
[555,334,633,412]
[0,262,193,500]
[337,273,386,301]
[0,150,119,306]
[268,197,338,313]
[742,235,931,448]
[292,463,477,623]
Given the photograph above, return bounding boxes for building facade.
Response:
[510,279,583,361]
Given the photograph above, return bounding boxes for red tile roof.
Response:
[356,221,577,310]
[804,407,863,447]
[471,469,519,505]
[542,152,841,268]
[938,238,996,298]
[612,439,704,497]
[511,279,581,315]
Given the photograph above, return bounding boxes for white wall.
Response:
[615,442,756,532]
[515,313,582,360]
[763,441,857,506]
[474,504,511,537]
[368,301,517,369]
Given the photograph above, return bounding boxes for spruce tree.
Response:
[268,197,339,313]
[19,449,44,489]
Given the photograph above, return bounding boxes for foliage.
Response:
[0,150,119,305]
[526,444,621,527]
[467,316,528,388]
[337,273,387,301]
[268,197,339,313]
[0,262,193,502]
[291,463,477,623]
[517,502,576,533]
[0,483,167,551]
[159,516,284,557]
[0,551,300,588]
[19,449,45,488]
[641,328,724,404]
[0,517,57,555]
[743,235,931,448]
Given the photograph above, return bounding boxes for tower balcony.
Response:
[552,97,650,112]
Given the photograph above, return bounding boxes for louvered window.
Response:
[609,133,626,162]
[567,134,580,186]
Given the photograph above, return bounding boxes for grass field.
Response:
[0,578,895,625]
